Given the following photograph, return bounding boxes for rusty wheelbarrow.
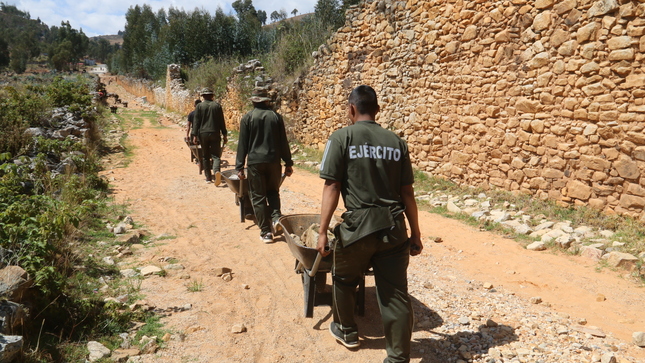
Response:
[278,214,367,318]
[220,169,253,223]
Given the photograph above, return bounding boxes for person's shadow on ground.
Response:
[313,286,518,362]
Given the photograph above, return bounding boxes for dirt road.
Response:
[103,84,645,363]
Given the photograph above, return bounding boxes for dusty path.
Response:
[103,84,645,362]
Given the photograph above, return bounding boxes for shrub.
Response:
[184,57,237,100]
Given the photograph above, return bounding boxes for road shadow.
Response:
[313,286,518,362]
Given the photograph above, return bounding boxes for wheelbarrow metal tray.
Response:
[221,169,245,196]
[279,214,332,272]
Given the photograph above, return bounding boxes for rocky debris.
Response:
[0,266,32,302]
[572,325,607,338]
[527,241,547,251]
[0,301,25,335]
[87,341,111,362]
[120,269,138,278]
[9,106,93,181]
[633,332,645,347]
[0,335,22,362]
[163,263,184,270]
[213,267,231,277]
[231,324,247,334]
[291,223,335,249]
[139,266,163,276]
[111,348,140,363]
[407,256,642,363]
[221,272,233,282]
[410,192,644,275]
[604,251,640,271]
[139,336,159,354]
[153,304,192,315]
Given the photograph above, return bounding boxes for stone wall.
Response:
[280,0,645,221]
[111,66,195,116]
[112,66,243,132]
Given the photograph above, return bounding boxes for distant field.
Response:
[92,34,123,45]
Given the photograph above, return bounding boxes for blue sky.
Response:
[12,0,316,36]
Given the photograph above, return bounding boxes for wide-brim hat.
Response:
[200,87,214,95]
[249,88,271,102]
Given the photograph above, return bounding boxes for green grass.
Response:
[135,315,168,346]
[186,279,203,292]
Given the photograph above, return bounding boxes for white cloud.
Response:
[12,0,318,36]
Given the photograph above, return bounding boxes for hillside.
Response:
[92,34,123,46]
[0,6,49,48]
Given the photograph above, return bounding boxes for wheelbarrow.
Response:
[278,214,367,318]
[185,138,204,175]
[220,169,253,223]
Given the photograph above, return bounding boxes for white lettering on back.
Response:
[348,143,402,161]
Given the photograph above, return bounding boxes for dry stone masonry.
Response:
[282,0,645,221]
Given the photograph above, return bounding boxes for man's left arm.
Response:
[218,105,227,144]
[191,106,202,144]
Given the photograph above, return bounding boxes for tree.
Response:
[292,9,298,17]
[232,0,257,19]
[315,0,343,29]
[9,46,28,73]
[257,10,267,25]
[270,10,287,23]
[47,21,89,70]
[0,37,9,69]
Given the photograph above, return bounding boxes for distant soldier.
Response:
[191,88,227,185]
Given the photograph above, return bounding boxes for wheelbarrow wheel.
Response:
[302,273,316,318]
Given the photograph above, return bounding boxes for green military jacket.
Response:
[191,100,227,137]
[236,106,293,170]
[319,120,414,246]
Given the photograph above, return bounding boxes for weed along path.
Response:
[102,83,645,363]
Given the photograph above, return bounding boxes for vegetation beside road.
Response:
[0,74,162,362]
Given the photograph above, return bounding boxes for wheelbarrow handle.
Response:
[307,239,335,277]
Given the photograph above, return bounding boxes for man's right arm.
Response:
[317,179,341,257]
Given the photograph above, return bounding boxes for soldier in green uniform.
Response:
[316,85,423,363]
[191,88,227,185]
[236,88,294,243]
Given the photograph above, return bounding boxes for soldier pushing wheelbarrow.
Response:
[235,87,293,244]
[191,88,227,185]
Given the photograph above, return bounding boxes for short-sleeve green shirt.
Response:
[319,120,414,213]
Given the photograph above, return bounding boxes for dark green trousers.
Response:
[199,132,222,178]
[247,163,282,235]
[332,230,413,363]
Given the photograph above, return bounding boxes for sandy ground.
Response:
[102,84,645,362]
